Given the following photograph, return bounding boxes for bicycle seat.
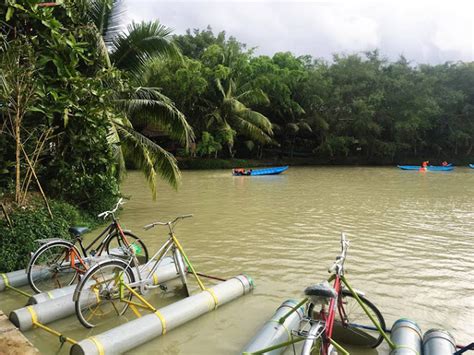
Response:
[69,227,89,237]
[305,282,337,306]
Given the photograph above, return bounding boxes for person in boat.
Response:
[419,160,429,171]
[441,161,449,166]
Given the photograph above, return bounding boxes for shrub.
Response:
[0,199,97,272]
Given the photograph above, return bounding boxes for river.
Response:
[2,167,473,354]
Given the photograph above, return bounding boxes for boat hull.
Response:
[397,165,454,171]
[469,164,474,169]
[233,166,289,176]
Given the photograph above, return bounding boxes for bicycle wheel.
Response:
[74,259,135,328]
[173,248,189,297]
[333,289,386,348]
[27,241,80,294]
[105,231,149,265]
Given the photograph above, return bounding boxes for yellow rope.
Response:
[1,273,9,287]
[89,336,105,355]
[154,311,167,335]
[26,305,77,345]
[26,306,38,326]
[205,288,219,310]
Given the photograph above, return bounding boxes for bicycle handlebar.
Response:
[328,232,350,274]
[97,198,124,219]
[144,214,193,230]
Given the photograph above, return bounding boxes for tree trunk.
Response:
[227,142,234,158]
[15,102,21,204]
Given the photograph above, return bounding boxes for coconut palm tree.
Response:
[207,78,273,157]
[79,0,193,198]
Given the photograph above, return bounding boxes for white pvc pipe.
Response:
[0,269,37,292]
[0,248,126,293]
[28,256,174,305]
[242,299,305,355]
[70,274,254,355]
[10,262,181,331]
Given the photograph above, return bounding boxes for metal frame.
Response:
[244,233,394,355]
[82,215,207,317]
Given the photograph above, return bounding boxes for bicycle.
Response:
[73,214,207,328]
[27,199,149,294]
[246,233,393,355]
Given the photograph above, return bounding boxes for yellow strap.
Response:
[205,288,219,310]
[47,291,54,300]
[26,306,38,326]
[154,311,167,335]
[89,336,105,355]
[1,273,9,287]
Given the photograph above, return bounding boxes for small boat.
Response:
[397,165,454,171]
[469,164,474,169]
[232,166,289,176]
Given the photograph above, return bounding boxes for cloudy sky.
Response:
[124,0,474,64]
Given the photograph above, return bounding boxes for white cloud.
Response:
[124,0,474,64]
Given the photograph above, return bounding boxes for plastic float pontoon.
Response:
[70,275,254,355]
[10,261,181,331]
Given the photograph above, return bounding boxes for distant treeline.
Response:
[151,27,474,164]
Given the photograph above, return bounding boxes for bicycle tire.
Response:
[74,258,135,328]
[335,289,386,348]
[105,231,149,265]
[27,241,80,294]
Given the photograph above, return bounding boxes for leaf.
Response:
[63,108,69,127]
[6,7,14,21]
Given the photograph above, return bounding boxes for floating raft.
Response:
[233,166,289,176]
[10,261,181,331]
[469,164,474,169]
[397,165,454,171]
[70,275,254,355]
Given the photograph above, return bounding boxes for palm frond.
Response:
[215,78,226,98]
[234,110,273,144]
[116,124,180,198]
[116,86,194,147]
[87,0,126,46]
[110,21,181,72]
[297,120,313,133]
[236,88,269,106]
[228,98,273,134]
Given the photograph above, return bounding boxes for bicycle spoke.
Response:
[76,261,134,328]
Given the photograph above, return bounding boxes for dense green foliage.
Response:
[0,199,96,272]
[157,29,474,163]
[0,1,194,271]
[0,0,121,212]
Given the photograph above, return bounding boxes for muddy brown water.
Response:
[1,167,473,354]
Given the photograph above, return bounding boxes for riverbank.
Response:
[0,310,39,354]
[177,157,473,170]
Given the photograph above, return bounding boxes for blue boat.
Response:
[397,165,454,171]
[469,164,474,169]
[232,166,289,176]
